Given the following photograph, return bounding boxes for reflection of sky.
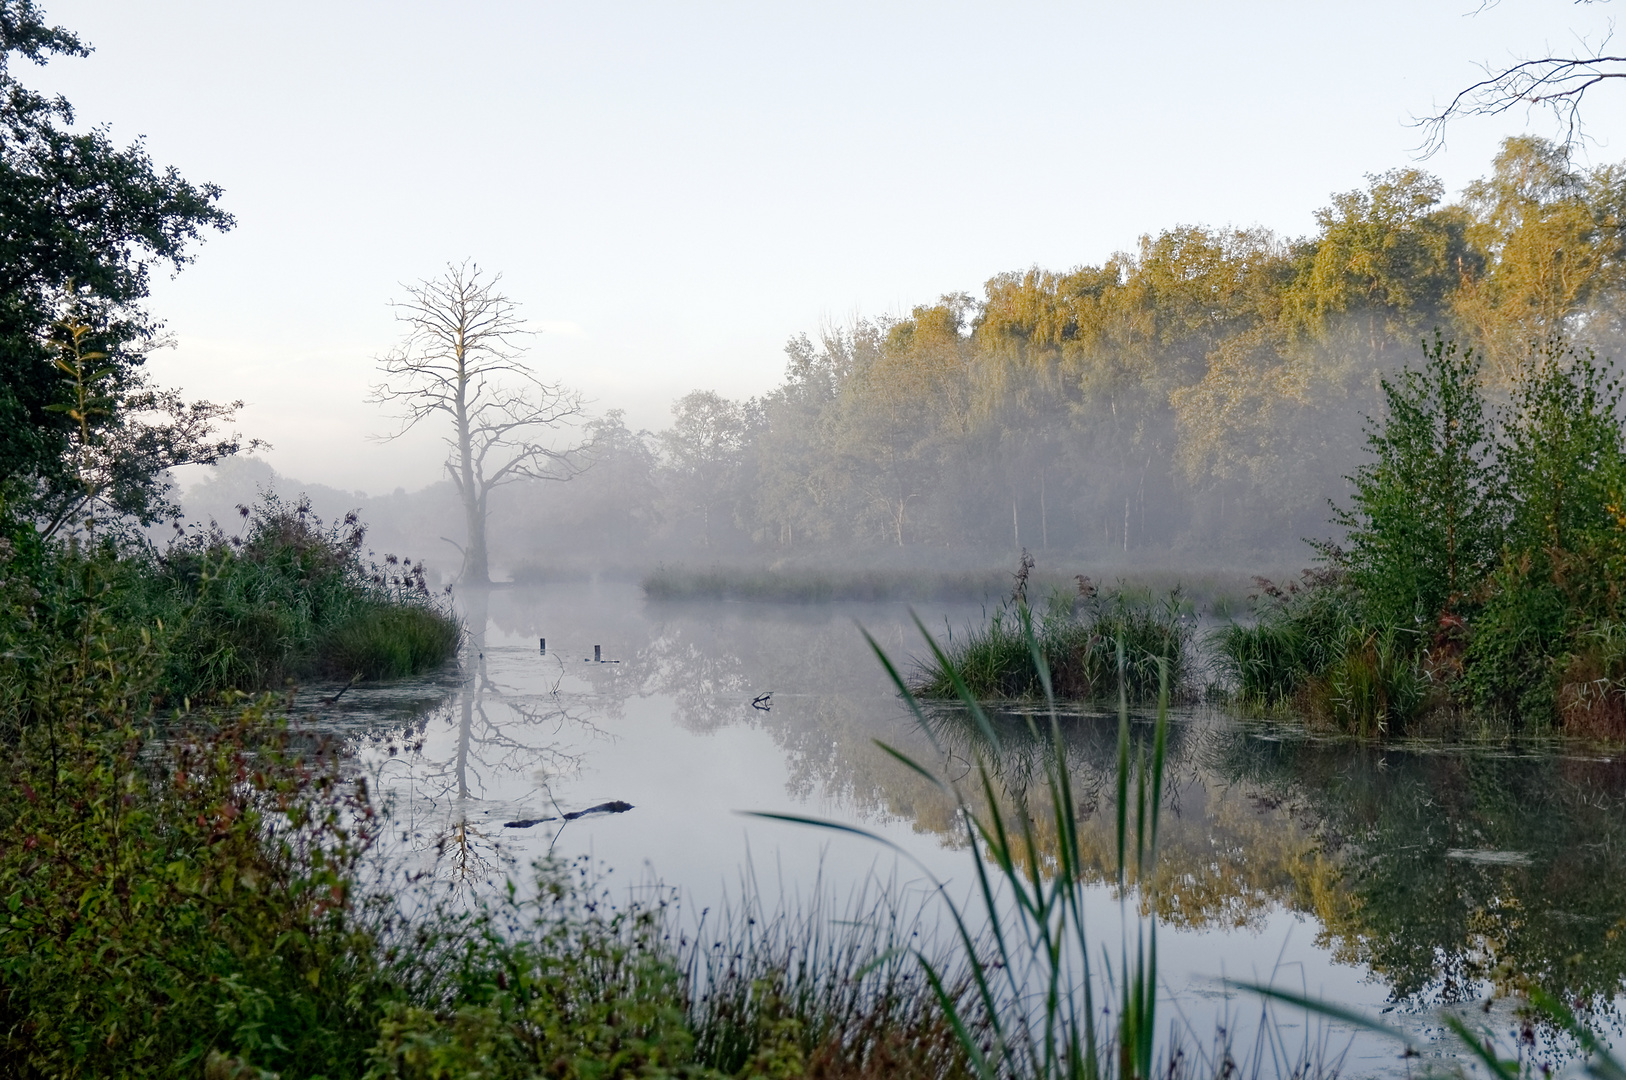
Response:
[301,582,1624,1078]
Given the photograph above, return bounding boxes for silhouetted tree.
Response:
[371,262,587,584]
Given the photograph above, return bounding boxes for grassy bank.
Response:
[643,561,1255,614]
[1,494,460,718]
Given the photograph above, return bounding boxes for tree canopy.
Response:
[0,0,235,523]
[566,137,1626,563]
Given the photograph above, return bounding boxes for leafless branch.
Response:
[1417,24,1626,156]
[369,260,591,582]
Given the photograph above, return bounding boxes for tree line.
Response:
[538,137,1626,567]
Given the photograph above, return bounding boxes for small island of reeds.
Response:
[909,560,1194,704]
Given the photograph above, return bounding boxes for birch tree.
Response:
[371,262,586,584]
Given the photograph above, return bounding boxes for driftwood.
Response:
[503,800,634,828]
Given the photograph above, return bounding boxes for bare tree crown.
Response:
[369,260,589,582]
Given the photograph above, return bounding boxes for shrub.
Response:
[367,864,700,1080]
[1334,333,1501,630]
[0,611,395,1077]
[151,494,459,697]
[1463,345,1626,725]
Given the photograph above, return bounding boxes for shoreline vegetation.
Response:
[1,493,461,725]
[640,562,1258,615]
[6,552,1615,1077]
[898,336,1626,741]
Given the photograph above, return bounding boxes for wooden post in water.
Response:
[1040,470,1047,550]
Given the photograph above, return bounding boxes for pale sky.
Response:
[29,0,1626,494]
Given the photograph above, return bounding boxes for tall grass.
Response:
[764,617,1200,1080]
[147,493,459,696]
[680,869,980,1080]
[643,565,1022,603]
[1209,573,1429,736]
[913,590,1192,704]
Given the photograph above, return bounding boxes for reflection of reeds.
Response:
[760,616,1223,1080]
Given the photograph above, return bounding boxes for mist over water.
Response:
[175,138,1626,594]
[290,583,1626,1077]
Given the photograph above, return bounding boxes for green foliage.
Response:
[1464,343,1626,723]
[1210,570,1360,710]
[323,604,463,682]
[152,494,459,696]
[0,495,459,757]
[0,2,234,521]
[1212,570,1431,735]
[1335,333,1501,629]
[1229,333,1626,734]
[912,584,1191,703]
[1306,625,1428,737]
[367,866,703,1080]
[0,603,394,1077]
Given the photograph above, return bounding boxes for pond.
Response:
[294,582,1626,1078]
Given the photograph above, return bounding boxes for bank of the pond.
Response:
[641,561,1258,612]
[0,495,460,723]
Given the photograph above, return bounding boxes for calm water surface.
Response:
[294,582,1626,1078]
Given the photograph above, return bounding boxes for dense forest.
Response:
[185,137,1626,577]
[470,137,1626,569]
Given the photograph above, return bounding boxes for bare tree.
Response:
[1418,15,1626,155]
[371,262,587,584]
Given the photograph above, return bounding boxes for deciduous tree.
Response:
[0,2,235,519]
[371,262,587,584]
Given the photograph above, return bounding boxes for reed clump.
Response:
[912,569,1193,703]
[1209,570,1431,737]
[0,493,460,723]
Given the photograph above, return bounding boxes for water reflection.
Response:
[304,584,1626,1022]
[829,696,1626,1013]
[1211,733,1626,1010]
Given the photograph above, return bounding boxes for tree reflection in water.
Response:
[367,587,606,889]
[407,588,1626,1013]
[886,703,1626,1017]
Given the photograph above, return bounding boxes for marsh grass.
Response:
[642,565,1256,615]
[139,493,459,698]
[758,616,1346,1080]
[913,590,1192,704]
[644,565,1022,603]
[679,870,981,1080]
[1208,572,1431,735]
[322,603,463,681]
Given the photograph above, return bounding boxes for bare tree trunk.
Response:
[372,262,587,588]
